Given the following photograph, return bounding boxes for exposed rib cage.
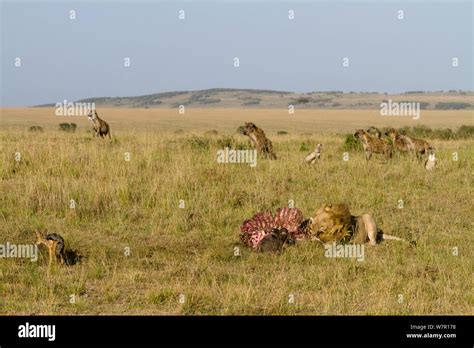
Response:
[240,207,309,249]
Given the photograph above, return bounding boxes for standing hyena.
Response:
[242,122,277,159]
[385,128,415,157]
[87,110,111,139]
[354,129,392,161]
[366,126,382,139]
[405,134,432,159]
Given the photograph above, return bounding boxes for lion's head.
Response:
[309,203,353,243]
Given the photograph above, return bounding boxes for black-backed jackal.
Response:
[256,227,295,253]
[35,231,65,267]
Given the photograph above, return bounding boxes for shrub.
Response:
[313,97,332,103]
[216,136,247,150]
[394,126,410,136]
[381,100,429,109]
[342,134,362,151]
[418,102,430,109]
[295,97,310,104]
[58,123,76,132]
[28,126,43,132]
[410,125,433,138]
[435,102,471,110]
[216,136,234,148]
[401,125,473,140]
[58,123,69,131]
[299,142,309,152]
[277,131,288,135]
[199,98,221,104]
[456,125,474,139]
[185,136,210,151]
[432,128,455,140]
[204,130,218,136]
[58,123,77,132]
[242,99,261,106]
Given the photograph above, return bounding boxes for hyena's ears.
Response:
[34,230,44,243]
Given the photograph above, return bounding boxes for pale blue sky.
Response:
[1,0,472,106]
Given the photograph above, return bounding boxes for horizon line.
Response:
[10,88,474,108]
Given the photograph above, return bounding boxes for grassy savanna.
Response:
[2,107,473,133]
[0,108,472,315]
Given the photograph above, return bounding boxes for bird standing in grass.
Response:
[304,144,322,164]
[425,150,437,170]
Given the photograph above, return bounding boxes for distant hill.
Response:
[35,88,474,110]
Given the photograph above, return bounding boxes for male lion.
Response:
[309,203,409,245]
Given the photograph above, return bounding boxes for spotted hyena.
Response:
[366,126,382,139]
[405,134,432,158]
[242,122,276,159]
[354,129,392,161]
[385,128,415,157]
[87,110,111,139]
